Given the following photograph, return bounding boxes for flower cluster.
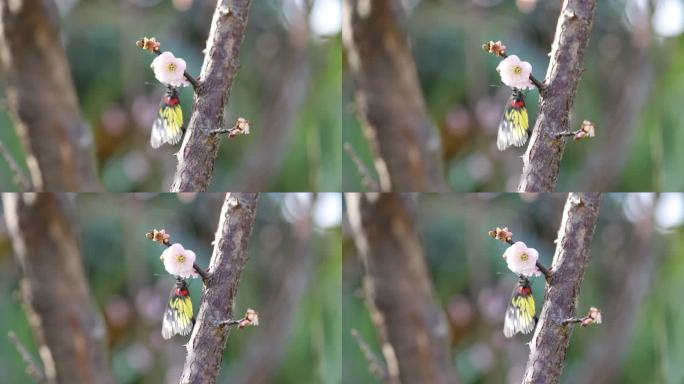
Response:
[151,51,190,88]
[497,55,534,90]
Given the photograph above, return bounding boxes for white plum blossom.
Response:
[497,55,534,90]
[160,243,198,278]
[151,51,189,87]
[502,241,541,277]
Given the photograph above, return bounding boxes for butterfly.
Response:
[503,275,537,338]
[151,86,184,148]
[497,88,530,151]
[162,277,194,339]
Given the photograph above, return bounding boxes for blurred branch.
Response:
[343,0,449,192]
[344,143,380,191]
[522,193,601,383]
[227,203,314,384]
[2,194,114,384]
[580,9,653,190]
[170,1,252,192]
[0,0,101,191]
[517,1,598,192]
[350,328,389,382]
[179,193,259,383]
[571,201,656,384]
[346,193,458,384]
[0,140,31,190]
[8,331,46,383]
[233,8,311,190]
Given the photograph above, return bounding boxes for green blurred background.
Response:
[343,0,684,191]
[0,0,342,192]
[0,193,342,383]
[343,193,684,383]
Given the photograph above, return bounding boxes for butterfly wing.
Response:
[150,88,184,148]
[497,92,530,151]
[161,280,194,339]
[503,280,536,338]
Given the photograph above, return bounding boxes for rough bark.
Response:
[0,0,101,191]
[343,0,449,192]
[522,192,601,384]
[517,0,597,192]
[179,193,258,383]
[227,202,313,384]
[2,193,114,384]
[234,11,310,191]
[170,1,251,192]
[346,193,457,384]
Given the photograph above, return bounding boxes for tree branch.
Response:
[343,0,449,192]
[179,193,259,383]
[522,192,601,384]
[170,1,252,192]
[346,193,458,384]
[517,1,598,192]
[0,0,101,191]
[2,194,114,384]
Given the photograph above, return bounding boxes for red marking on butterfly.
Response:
[512,100,525,109]
[518,286,531,295]
[165,96,180,106]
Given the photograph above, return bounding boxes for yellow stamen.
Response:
[513,66,522,75]
[175,254,186,263]
[168,63,177,72]
[519,252,528,262]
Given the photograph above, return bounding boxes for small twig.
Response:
[0,141,31,191]
[8,331,46,382]
[215,308,260,328]
[145,229,209,281]
[350,329,389,382]
[136,37,200,91]
[482,41,545,92]
[561,307,602,327]
[488,227,552,280]
[556,120,596,141]
[210,117,251,138]
[344,143,380,192]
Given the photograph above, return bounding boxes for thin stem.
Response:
[8,331,45,382]
[350,329,389,382]
[0,141,31,191]
[344,143,380,191]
